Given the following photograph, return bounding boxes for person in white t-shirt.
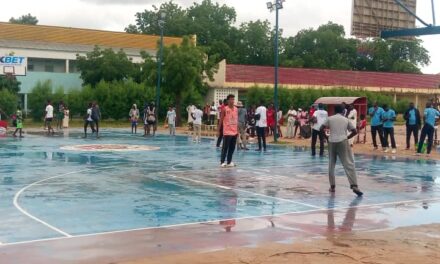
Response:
[166,106,177,136]
[311,103,328,156]
[255,101,267,151]
[347,104,358,146]
[191,105,204,143]
[286,106,297,139]
[83,102,95,138]
[45,100,55,135]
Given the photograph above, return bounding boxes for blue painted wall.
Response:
[17,72,82,94]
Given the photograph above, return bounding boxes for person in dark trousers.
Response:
[382,104,397,154]
[218,94,239,167]
[417,102,440,156]
[83,102,95,138]
[91,101,101,138]
[255,101,267,151]
[404,102,421,150]
[216,99,227,148]
[322,104,363,197]
[311,103,328,156]
[368,102,385,150]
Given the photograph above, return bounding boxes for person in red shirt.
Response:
[266,104,275,136]
[218,94,239,167]
[309,105,316,119]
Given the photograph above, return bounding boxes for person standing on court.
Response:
[218,94,239,167]
[286,106,297,139]
[255,101,267,151]
[166,106,176,136]
[368,102,385,151]
[12,106,24,138]
[191,105,204,143]
[417,102,440,156]
[237,101,248,150]
[45,100,55,136]
[83,102,95,138]
[311,103,328,157]
[382,104,397,154]
[322,104,363,197]
[346,104,357,146]
[216,99,227,148]
[91,101,101,138]
[129,104,139,134]
[404,102,421,150]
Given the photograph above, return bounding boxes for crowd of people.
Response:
[4,94,440,197]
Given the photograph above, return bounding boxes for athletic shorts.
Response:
[46,118,53,123]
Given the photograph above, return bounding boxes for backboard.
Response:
[351,0,417,38]
[0,56,27,76]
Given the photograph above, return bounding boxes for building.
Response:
[0,22,182,112]
[208,60,440,108]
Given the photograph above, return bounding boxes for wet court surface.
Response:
[0,130,439,263]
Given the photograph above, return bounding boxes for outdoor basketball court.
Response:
[0,130,440,263]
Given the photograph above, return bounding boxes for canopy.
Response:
[313,97,368,117]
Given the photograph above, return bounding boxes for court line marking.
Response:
[163,172,323,209]
[3,196,440,247]
[13,166,116,238]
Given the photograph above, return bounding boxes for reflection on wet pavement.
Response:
[0,129,439,262]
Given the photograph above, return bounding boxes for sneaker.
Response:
[220,163,227,168]
[352,187,363,197]
[373,146,378,150]
[329,186,336,193]
[391,149,397,154]
[383,148,389,153]
[227,162,236,167]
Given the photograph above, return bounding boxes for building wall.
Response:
[17,72,82,94]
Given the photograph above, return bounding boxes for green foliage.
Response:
[146,37,216,125]
[28,81,53,121]
[76,46,136,87]
[0,75,21,94]
[246,86,408,114]
[0,90,18,119]
[127,2,430,73]
[9,13,38,25]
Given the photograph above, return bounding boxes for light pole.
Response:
[155,12,166,123]
[266,0,284,142]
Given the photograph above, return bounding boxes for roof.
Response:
[314,97,366,105]
[226,64,440,90]
[0,22,182,51]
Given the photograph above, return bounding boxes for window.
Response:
[45,64,54,72]
[28,64,34,71]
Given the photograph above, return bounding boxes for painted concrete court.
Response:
[0,130,439,263]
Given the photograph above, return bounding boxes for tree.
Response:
[126,1,191,37]
[187,0,237,46]
[0,74,21,94]
[157,37,217,125]
[232,20,274,66]
[282,22,357,70]
[0,90,18,118]
[76,46,136,86]
[9,13,38,25]
[354,38,430,73]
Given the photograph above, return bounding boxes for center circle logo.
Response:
[60,144,160,152]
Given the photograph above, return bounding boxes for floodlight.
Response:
[266,2,273,10]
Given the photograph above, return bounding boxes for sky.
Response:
[1,0,439,74]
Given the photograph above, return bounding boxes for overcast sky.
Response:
[2,0,439,74]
